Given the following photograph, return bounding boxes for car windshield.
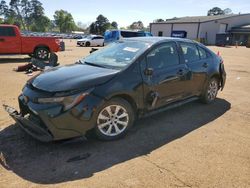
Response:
[81,40,149,69]
[86,35,93,39]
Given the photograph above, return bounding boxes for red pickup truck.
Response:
[0,24,62,60]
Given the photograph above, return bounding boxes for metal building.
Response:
[150,14,250,45]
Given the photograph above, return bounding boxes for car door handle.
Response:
[203,63,208,68]
[0,38,5,42]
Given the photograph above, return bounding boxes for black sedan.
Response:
[4,37,226,142]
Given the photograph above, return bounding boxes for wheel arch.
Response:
[202,73,221,94]
[209,73,222,88]
[109,94,138,113]
[210,73,221,81]
[33,45,51,53]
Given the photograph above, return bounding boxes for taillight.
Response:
[55,39,60,45]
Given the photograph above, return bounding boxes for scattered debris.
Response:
[90,48,98,54]
[13,53,59,74]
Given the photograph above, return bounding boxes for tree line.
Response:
[0,0,147,34]
[89,15,147,35]
[0,0,79,32]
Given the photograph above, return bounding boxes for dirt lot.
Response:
[0,40,249,188]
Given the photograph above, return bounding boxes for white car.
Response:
[77,35,104,47]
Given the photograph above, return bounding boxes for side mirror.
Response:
[144,68,153,76]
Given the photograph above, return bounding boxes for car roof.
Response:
[91,35,103,37]
[124,37,195,44]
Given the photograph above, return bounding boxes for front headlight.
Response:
[37,93,89,111]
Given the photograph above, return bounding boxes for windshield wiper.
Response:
[84,61,107,68]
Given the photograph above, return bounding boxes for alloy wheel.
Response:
[97,105,129,137]
[207,80,218,101]
[37,49,48,59]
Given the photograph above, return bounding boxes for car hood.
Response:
[31,64,119,92]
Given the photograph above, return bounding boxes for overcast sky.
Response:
[4,0,250,27]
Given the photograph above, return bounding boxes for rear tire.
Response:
[34,47,50,60]
[94,98,135,141]
[201,77,219,104]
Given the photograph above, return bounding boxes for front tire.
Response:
[85,42,90,47]
[201,78,219,104]
[94,98,135,141]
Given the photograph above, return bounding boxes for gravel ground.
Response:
[0,40,249,188]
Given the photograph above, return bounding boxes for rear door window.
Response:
[136,32,145,37]
[0,27,16,37]
[179,42,200,63]
[197,46,209,59]
[121,31,138,38]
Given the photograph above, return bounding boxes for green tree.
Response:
[154,18,164,23]
[88,15,111,35]
[95,14,110,34]
[54,10,76,33]
[4,11,18,24]
[20,0,32,29]
[0,0,8,16]
[129,21,144,30]
[111,21,118,29]
[30,15,50,31]
[89,22,96,34]
[29,0,50,31]
[9,0,27,29]
[207,7,225,16]
[0,1,19,25]
[2,0,49,31]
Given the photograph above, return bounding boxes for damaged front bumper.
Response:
[3,105,53,142]
[3,86,105,142]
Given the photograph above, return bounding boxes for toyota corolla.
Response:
[4,37,226,142]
